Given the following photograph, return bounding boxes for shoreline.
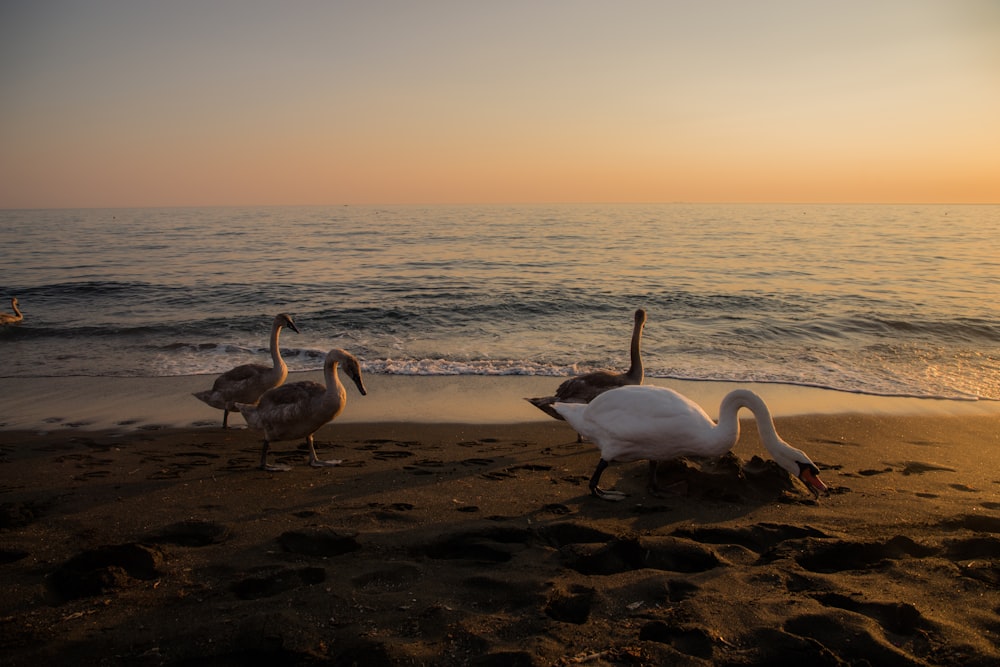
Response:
[2,372,1000,433]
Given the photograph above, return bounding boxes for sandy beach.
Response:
[2,375,999,665]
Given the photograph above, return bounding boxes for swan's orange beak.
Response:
[800,466,829,497]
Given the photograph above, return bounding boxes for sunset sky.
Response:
[1,0,998,208]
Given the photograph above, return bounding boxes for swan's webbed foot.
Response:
[259,440,289,471]
[309,458,343,468]
[591,486,627,501]
[306,437,342,468]
[588,458,625,500]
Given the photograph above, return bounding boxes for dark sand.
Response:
[1,376,1000,665]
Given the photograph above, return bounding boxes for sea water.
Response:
[1,204,997,401]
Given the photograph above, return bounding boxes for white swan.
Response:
[237,348,367,471]
[193,313,299,428]
[554,385,829,501]
[526,308,646,439]
[0,297,23,325]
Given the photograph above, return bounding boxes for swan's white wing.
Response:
[570,385,719,461]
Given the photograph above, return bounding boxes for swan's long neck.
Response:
[11,300,21,318]
[325,359,346,402]
[625,313,645,382]
[717,389,788,457]
[269,321,286,371]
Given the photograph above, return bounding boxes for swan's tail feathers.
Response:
[551,401,589,432]
[193,390,226,410]
[235,402,264,430]
[524,397,565,420]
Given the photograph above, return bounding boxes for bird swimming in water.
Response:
[526,308,646,440]
[554,385,829,501]
[0,297,23,325]
[238,348,367,471]
[193,313,299,428]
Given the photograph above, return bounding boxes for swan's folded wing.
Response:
[579,386,717,459]
[554,371,620,401]
[214,363,268,387]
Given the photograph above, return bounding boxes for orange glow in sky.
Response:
[1,1,998,208]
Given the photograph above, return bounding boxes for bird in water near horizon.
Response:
[193,313,299,428]
[0,297,23,325]
[526,308,646,441]
[238,348,367,471]
[554,384,829,501]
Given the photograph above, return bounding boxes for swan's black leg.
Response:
[260,439,291,472]
[588,458,607,495]
[590,459,626,501]
[259,439,270,469]
[647,460,659,493]
[222,409,230,429]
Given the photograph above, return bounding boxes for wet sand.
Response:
[1,376,999,665]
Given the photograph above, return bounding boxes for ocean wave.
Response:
[4,204,998,405]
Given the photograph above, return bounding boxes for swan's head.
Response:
[277,313,300,334]
[634,309,647,325]
[771,442,829,497]
[795,461,828,497]
[328,349,368,396]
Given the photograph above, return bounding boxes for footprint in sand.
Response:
[789,536,937,573]
[277,527,361,557]
[352,563,423,591]
[422,526,533,564]
[461,457,494,467]
[73,470,111,480]
[559,537,722,576]
[371,450,414,461]
[50,543,165,600]
[812,592,925,634]
[544,584,596,625]
[405,459,445,475]
[0,499,52,529]
[949,483,978,492]
[638,622,714,659]
[145,519,231,547]
[891,460,957,475]
[231,566,326,600]
[785,610,923,665]
[673,523,831,554]
[222,457,255,470]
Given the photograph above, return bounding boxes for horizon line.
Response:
[2,200,998,211]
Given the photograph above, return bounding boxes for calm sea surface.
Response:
[1,204,997,401]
